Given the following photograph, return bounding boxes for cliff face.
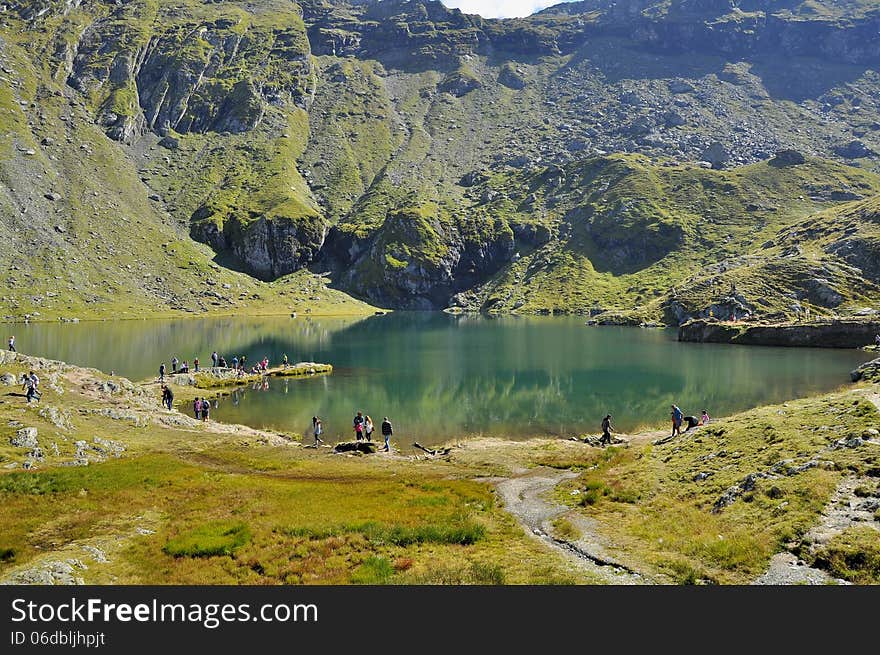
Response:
[2,0,880,317]
[678,318,880,348]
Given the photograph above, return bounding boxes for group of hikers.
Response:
[311,413,394,452]
[670,404,711,436]
[158,383,212,420]
[598,405,710,444]
[159,351,291,382]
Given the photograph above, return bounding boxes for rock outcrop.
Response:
[679,319,880,348]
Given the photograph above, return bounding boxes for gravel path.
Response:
[496,468,648,584]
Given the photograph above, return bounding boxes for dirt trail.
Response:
[496,467,648,584]
[755,390,880,585]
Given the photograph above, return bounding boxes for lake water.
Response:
[13,313,873,445]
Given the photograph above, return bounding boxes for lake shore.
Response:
[1,348,878,585]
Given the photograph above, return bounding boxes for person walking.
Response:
[353,411,365,441]
[599,414,614,446]
[364,415,374,442]
[23,371,39,403]
[161,384,173,411]
[159,362,166,382]
[381,417,393,452]
[312,416,324,446]
[670,404,683,437]
[193,397,202,420]
[7,335,15,352]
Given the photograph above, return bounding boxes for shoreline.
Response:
[1,348,878,585]
[0,307,384,326]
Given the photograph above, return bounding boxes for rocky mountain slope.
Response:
[1,0,879,321]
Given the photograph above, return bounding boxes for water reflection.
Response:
[15,313,873,445]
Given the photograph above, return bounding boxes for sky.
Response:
[440,0,573,19]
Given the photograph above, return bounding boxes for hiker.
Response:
[381,417,393,452]
[599,414,614,445]
[218,355,227,368]
[161,384,173,411]
[313,416,324,446]
[211,351,219,368]
[282,354,289,369]
[353,411,365,441]
[700,409,711,425]
[670,404,683,437]
[193,397,201,420]
[180,360,189,374]
[201,398,210,421]
[364,415,374,442]
[232,355,239,370]
[193,357,200,373]
[159,362,166,382]
[7,335,14,352]
[683,415,701,431]
[171,356,179,374]
[23,371,39,403]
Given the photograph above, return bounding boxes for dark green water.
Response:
[13,313,873,445]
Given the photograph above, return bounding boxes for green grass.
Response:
[351,555,395,584]
[549,388,880,583]
[163,521,252,558]
[279,519,486,546]
[811,527,880,584]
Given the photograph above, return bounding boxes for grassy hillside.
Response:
[0,1,372,321]
[455,154,880,322]
[1,0,880,317]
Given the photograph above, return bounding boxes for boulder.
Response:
[498,65,526,90]
[699,142,729,169]
[668,80,695,94]
[158,135,180,150]
[852,357,880,382]
[769,149,806,167]
[835,140,875,159]
[11,427,38,449]
[333,441,377,454]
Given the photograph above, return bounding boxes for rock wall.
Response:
[679,319,880,348]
